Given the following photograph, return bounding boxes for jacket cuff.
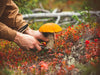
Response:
[18,24,28,33]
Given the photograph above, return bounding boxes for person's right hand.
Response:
[14,32,42,51]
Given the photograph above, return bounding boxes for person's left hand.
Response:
[25,27,49,42]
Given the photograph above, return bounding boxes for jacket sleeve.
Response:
[0,0,27,30]
[0,0,28,41]
[0,22,16,41]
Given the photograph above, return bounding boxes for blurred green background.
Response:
[13,0,100,30]
[14,0,100,14]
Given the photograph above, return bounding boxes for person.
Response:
[0,0,48,51]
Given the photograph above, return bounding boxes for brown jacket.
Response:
[0,0,27,41]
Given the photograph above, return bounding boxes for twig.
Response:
[39,2,44,9]
[55,16,61,24]
[52,8,58,13]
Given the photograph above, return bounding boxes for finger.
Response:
[41,36,49,41]
[21,46,30,51]
[35,44,41,51]
[36,40,42,46]
[29,45,34,49]
[25,46,30,51]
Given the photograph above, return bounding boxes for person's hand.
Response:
[25,27,48,41]
[14,32,42,51]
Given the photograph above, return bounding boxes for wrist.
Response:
[14,32,22,43]
[24,27,32,34]
[24,27,35,35]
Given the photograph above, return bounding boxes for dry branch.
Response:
[23,11,100,18]
[23,12,80,18]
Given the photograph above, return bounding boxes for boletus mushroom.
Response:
[39,23,62,49]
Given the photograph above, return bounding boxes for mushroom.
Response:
[39,23,62,49]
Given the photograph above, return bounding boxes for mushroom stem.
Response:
[42,33,54,49]
[47,33,54,49]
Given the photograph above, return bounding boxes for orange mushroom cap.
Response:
[39,23,62,33]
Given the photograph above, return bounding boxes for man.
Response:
[0,0,48,50]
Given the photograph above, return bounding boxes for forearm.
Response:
[0,22,16,41]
